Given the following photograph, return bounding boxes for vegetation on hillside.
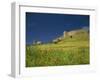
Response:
[26,29,89,67]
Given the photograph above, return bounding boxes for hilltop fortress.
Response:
[33,28,89,45]
[63,29,88,38]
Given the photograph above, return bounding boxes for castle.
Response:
[63,29,87,38]
[63,30,77,38]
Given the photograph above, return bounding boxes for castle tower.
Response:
[63,31,67,38]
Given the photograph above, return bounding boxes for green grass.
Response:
[26,41,89,67]
[26,30,90,67]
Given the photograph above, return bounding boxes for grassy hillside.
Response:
[26,29,89,67]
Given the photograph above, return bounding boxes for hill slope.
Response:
[26,29,89,67]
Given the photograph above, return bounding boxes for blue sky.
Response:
[26,12,89,44]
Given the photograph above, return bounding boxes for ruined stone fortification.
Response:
[63,29,86,38]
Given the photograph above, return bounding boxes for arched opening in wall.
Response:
[70,35,72,38]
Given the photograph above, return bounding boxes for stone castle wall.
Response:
[63,30,77,38]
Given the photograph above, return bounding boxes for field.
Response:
[26,29,89,67]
